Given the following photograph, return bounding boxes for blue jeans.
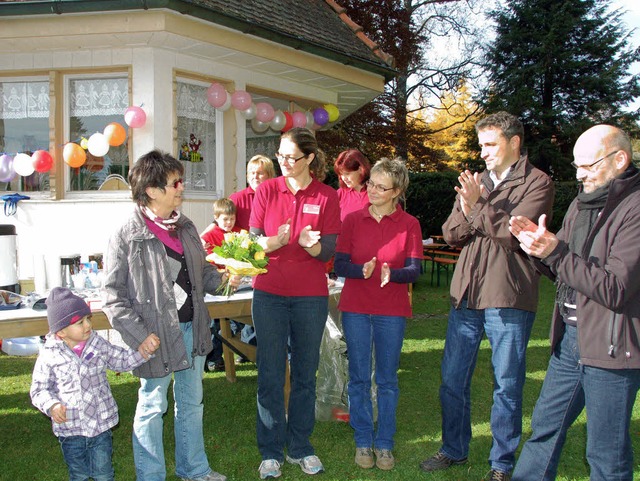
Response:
[252,289,328,461]
[59,430,114,481]
[513,325,640,481]
[342,312,405,451]
[439,300,535,473]
[132,322,213,481]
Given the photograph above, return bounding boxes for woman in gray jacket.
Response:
[102,150,238,481]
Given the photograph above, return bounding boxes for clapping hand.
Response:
[509,214,558,258]
[298,225,321,248]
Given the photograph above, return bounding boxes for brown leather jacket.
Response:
[443,155,555,312]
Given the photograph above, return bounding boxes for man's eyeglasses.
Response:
[165,178,184,189]
[571,151,617,171]
[276,152,306,165]
[366,180,395,193]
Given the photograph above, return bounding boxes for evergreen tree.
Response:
[483,0,640,179]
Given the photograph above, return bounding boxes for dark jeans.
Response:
[439,300,535,473]
[59,429,114,481]
[513,325,640,481]
[252,289,328,462]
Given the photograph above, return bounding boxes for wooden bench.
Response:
[423,246,460,287]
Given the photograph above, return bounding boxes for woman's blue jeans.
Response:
[252,289,328,462]
[132,322,212,481]
[59,429,114,481]
[439,300,535,473]
[342,311,406,451]
[513,325,640,481]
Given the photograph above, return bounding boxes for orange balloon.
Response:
[63,142,87,168]
[103,122,127,146]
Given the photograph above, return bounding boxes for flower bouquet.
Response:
[206,230,268,296]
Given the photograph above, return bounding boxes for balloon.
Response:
[313,107,329,126]
[270,110,286,131]
[255,102,275,123]
[231,90,252,111]
[324,103,340,122]
[218,94,232,112]
[305,111,315,129]
[240,102,257,120]
[87,133,109,157]
[206,82,227,109]
[80,137,89,150]
[0,154,16,183]
[292,111,307,128]
[124,106,147,128]
[13,153,35,177]
[251,118,270,133]
[63,142,87,168]
[282,112,293,132]
[103,122,127,146]
[31,150,54,173]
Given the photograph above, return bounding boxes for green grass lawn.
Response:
[1,272,639,480]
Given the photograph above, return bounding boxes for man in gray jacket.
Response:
[510,125,640,481]
[420,112,554,481]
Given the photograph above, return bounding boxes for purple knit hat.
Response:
[46,287,91,334]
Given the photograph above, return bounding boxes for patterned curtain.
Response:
[0,81,50,119]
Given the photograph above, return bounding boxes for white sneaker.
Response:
[258,459,281,479]
[285,454,324,475]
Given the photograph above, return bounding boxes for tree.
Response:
[415,79,482,171]
[318,0,485,169]
[482,0,640,179]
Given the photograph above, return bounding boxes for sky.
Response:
[615,0,640,111]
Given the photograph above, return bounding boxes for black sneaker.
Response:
[419,450,467,472]
[484,469,511,481]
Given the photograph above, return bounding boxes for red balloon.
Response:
[31,150,54,173]
[282,112,294,132]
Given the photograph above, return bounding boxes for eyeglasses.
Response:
[164,178,183,189]
[366,180,395,193]
[571,151,617,171]
[276,152,307,165]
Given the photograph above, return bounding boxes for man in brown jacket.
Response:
[510,125,640,481]
[420,112,554,481]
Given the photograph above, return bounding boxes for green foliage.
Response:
[483,0,640,179]
[550,181,580,232]
[406,171,459,237]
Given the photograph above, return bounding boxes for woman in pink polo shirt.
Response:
[249,127,341,479]
[334,149,371,221]
[334,158,422,471]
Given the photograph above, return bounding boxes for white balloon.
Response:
[270,110,286,131]
[241,102,257,120]
[305,111,315,129]
[251,118,270,133]
[218,94,232,112]
[88,132,110,157]
[13,153,35,176]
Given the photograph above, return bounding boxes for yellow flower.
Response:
[254,251,265,261]
[224,232,236,242]
[240,229,249,235]
[241,237,251,249]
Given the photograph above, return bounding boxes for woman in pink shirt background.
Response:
[334,149,370,221]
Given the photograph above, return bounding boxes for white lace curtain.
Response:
[0,81,50,119]
[69,78,129,117]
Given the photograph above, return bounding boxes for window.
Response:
[0,78,50,193]
[66,75,130,191]
[176,79,218,193]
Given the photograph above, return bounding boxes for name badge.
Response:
[303,203,321,215]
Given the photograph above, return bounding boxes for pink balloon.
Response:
[255,102,275,123]
[231,90,252,111]
[207,83,227,109]
[0,154,16,183]
[124,106,147,128]
[292,111,307,128]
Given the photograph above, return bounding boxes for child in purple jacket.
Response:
[30,287,159,481]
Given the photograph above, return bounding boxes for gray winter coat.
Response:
[102,208,222,378]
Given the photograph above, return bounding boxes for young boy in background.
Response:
[200,197,241,256]
[30,287,159,481]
